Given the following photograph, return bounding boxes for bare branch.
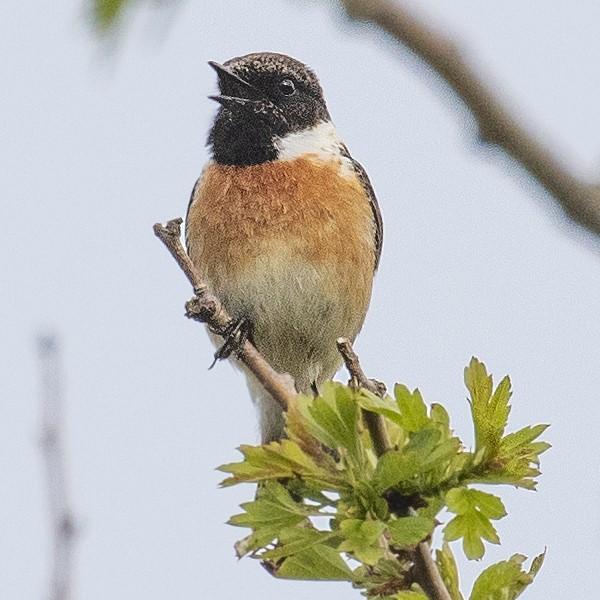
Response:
[336,337,391,456]
[37,335,77,600]
[153,218,297,411]
[336,338,451,600]
[414,542,453,600]
[341,0,600,237]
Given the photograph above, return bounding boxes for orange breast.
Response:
[186,156,376,282]
[186,156,378,391]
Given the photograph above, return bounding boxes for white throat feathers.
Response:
[274,120,353,175]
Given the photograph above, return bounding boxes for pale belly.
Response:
[208,242,371,393]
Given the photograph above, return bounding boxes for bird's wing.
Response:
[185,175,202,252]
[342,148,383,270]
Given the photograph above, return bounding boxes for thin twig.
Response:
[414,542,453,600]
[336,337,452,600]
[37,335,77,600]
[153,218,297,411]
[336,337,391,456]
[341,0,600,237]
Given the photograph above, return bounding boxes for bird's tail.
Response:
[246,373,286,444]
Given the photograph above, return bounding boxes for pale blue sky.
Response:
[2,1,600,598]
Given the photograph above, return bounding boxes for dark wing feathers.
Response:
[185,175,202,252]
[341,146,383,270]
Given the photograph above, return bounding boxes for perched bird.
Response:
[186,52,383,443]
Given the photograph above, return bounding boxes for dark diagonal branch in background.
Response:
[153,218,297,411]
[341,0,600,237]
[337,338,452,600]
[37,336,77,600]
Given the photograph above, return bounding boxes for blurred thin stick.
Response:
[341,0,600,237]
[38,336,77,600]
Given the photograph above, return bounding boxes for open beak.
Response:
[208,94,256,109]
[208,61,256,106]
[207,60,288,127]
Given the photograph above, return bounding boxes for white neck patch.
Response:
[274,121,353,175]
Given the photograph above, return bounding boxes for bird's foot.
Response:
[210,317,251,368]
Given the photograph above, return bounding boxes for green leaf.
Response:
[469,552,545,600]
[467,422,551,490]
[274,544,353,581]
[372,429,461,494]
[218,439,344,490]
[394,384,430,432]
[294,382,366,470]
[436,543,464,600]
[444,488,506,560]
[499,424,549,454]
[358,388,405,426]
[394,591,429,599]
[337,518,386,564]
[388,515,435,547]
[262,527,340,561]
[373,450,422,492]
[527,550,546,579]
[228,482,317,554]
[465,358,511,458]
[431,403,451,428]
[217,365,548,597]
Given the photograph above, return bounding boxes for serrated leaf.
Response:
[373,428,462,494]
[228,482,318,553]
[274,544,353,580]
[358,388,405,425]
[444,488,506,560]
[373,451,421,492]
[436,543,464,600]
[464,358,492,408]
[528,550,546,579]
[337,518,386,565]
[263,527,339,561]
[431,403,450,427]
[469,552,544,600]
[293,382,366,470]
[395,384,430,432]
[218,439,344,490]
[388,515,435,547]
[499,424,548,454]
[465,358,511,458]
[489,376,512,435]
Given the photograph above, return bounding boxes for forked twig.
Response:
[336,337,452,600]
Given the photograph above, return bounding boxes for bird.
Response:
[186,52,383,444]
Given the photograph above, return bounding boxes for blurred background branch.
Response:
[38,336,77,600]
[340,0,600,236]
[91,0,600,238]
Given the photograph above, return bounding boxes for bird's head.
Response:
[207,52,333,166]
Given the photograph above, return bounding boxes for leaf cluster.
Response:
[219,358,549,598]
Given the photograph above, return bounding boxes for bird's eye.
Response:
[278,78,296,96]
